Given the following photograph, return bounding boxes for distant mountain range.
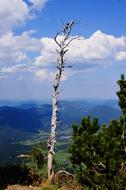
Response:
[0,99,121,163]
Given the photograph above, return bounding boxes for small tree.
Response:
[97,120,125,189]
[69,117,101,188]
[117,74,126,116]
[117,74,126,155]
[29,144,47,180]
[47,20,76,180]
[69,75,126,189]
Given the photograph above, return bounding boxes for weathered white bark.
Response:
[47,20,75,180]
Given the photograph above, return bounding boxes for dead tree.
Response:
[47,20,75,180]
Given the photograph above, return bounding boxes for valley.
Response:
[0,99,121,164]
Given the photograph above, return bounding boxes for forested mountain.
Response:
[0,99,121,163]
[0,99,121,132]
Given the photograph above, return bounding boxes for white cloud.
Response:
[0,31,42,65]
[116,51,126,61]
[68,30,126,63]
[35,69,55,80]
[0,0,29,34]
[31,30,126,80]
[14,31,42,51]
[0,0,48,35]
[34,30,126,69]
[34,37,57,67]
[0,0,50,82]
[1,64,27,73]
[34,68,69,81]
[0,31,43,80]
[28,0,48,10]
[1,30,126,81]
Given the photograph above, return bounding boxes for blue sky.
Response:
[0,0,126,100]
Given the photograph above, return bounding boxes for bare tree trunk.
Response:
[47,20,75,180]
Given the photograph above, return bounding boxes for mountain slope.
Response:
[87,105,121,124]
[0,100,121,163]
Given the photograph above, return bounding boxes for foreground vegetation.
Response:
[69,74,126,189]
[0,75,126,189]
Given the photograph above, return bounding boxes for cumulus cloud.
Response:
[35,31,126,70]
[28,0,48,10]
[35,69,55,80]
[0,0,29,34]
[0,0,49,81]
[31,30,126,80]
[34,37,57,67]
[1,30,126,81]
[0,31,43,80]
[68,30,126,63]
[0,0,48,35]
[34,68,68,81]
[116,51,126,61]
[0,31,42,65]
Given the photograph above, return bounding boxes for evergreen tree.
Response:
[69,74,126,189]
[117,74,126,117]
[97,120,125,189]
[117,74,126,156]
[69,117,100,188]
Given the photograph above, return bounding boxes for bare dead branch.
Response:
[54,31,61,47]
[47,20,77,180]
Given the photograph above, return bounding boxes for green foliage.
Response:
[117,74,126,165]
[117,74,126,116]
[69,117,101,188]
[69,117,126,189]
[69,74,126,190]
[30,144,45,168]
[28,143,47,180]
